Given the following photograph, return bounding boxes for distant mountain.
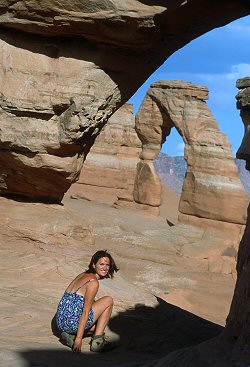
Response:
[154,152,250,196]
[154,152,187,193]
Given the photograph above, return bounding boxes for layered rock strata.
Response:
[69,103,141,203]
[134,80,248,229]
[0,2,250,365]
[0,1,249,201]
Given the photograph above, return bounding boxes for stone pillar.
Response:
[133,94,173,215]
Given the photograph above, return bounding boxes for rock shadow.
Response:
[18,297,223,367]
[109,296,223,356]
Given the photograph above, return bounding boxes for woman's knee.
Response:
[101,295,113,307]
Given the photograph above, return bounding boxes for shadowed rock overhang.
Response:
[0,1,249,202]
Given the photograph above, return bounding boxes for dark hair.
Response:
[86,250,119,279]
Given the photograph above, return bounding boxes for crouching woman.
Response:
[56,250,118,353]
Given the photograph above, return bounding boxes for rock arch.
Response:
[134,81,248,231]
[1,1,250,364]
[0,2,249,201]
[146,78,250,367]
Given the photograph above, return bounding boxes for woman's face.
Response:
[93,257,110,278]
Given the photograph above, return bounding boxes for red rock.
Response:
[69,104,141,204]
[0,2,249,201]
[135,81,248,227]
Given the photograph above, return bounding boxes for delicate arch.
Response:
[134,80,248,227]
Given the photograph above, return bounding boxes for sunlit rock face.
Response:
[0,1,249,201]
[0,31,123,202]
[135,80,248,227]
[71,103,142,202]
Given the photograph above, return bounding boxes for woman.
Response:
[56,250,118,353]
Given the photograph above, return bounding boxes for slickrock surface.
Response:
[0,190,238,367]
[0,1,249,201]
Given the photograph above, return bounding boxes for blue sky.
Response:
[129,15,250,156]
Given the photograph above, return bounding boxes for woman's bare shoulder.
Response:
[76,273,98,287]
[65,272,96,293]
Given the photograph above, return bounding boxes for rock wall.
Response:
[134,80,248,229]
[0,1,249,202]
[0,30,123,202]
[69,103,141,203]
[225,78,250,363]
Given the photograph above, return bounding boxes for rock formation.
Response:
[134,78,250,367]
[1,2,250,365]
[0,196,94,249]
[155,153,250,197]
[68,103,141,203]
[236,77,250,168]
[134,81,248,232]
[0,1,249,202]
[225,77,250,363]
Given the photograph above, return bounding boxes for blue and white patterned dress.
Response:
[56,278,95,333]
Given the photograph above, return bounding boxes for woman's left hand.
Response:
[72,337,82,353]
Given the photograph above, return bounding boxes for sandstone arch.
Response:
[1,1,250,364]
[0,1,249,201]
[134,81,248,231]
[125,78,250,366]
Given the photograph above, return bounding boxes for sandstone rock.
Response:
[236,77,250,169]
[133,161,162,207]
[0,182,242,367]
[224,78,250,362]
[236,77,250,89]
[0,196,95,249]
[1,2,250,365]
[69,103,141,204]
[135,80,248,227]
[1,1,248,42]
[0,29,123,202]
[0,2,249,201]
[113,196,160,216]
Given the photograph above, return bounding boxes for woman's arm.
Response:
[73,280,99,352]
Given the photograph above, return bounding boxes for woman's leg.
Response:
[84,324,95,336]
[91,296,113,335]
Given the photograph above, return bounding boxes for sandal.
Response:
[60,332,75,348]
[90,334,116,353]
